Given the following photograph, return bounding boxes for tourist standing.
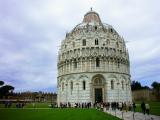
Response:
[132,102,136,112]
[145,103,150,115]
[119,102,122,111]
[32,102,35,108]
[141,102,146,115]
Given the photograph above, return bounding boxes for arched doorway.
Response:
[92,74,106,103]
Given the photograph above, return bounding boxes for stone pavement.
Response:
[105,109,160,120]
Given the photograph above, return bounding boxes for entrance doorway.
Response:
[95,88,103,103]
[92,74,105,103]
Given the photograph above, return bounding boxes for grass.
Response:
[135,101,160,116]
[0,101,159,120]
[0,108,120,120]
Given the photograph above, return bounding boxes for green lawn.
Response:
[0,108,120,120]
[135,102,160,116]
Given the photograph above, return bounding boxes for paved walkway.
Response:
[105,109,160,120]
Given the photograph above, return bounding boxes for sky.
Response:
[0,0,160,92]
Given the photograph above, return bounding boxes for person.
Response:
[132,102,136,112]
[141,102,146,115]
[119,102,122,111]
[100,103,103,111]
[32,102,35,108]
[145,103,150,115]
[123,102,127,111]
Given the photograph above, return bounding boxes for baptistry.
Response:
[57,9,132,106]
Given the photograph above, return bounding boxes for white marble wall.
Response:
[57,73,132,106]
[57,11,132,107]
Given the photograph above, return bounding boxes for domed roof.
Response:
[69,9,118,36]
[83,8,101,24]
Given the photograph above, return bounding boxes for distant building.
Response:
[57,9,132,106]
[9,92,57,102]
[132,89,157,101]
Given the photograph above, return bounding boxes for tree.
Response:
[131,81,150,91]
[151,81,160,99]
[0,81,4,86]
[0,85,14,98]
[131,81,142,91]
[143,86,150,90]
[152,81,160,90]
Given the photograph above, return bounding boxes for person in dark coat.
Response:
[141,102,146,115]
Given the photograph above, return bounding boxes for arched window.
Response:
[96,58,100,67]
[116,42,119,48]
[82,39,86,46]
[94,78,102,85]
[74,59,77,68]
[71,81,73,90]
[110,28,113,33]
[95,39,98,45]
[95,26,97,30]
[106,39,110,45]
[122,81,124,90]
[83,81,86,90]
[111,80,114,90]
[62,82,64,91]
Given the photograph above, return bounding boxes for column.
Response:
[90,58,92,72]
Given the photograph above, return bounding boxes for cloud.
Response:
[0,0,159,92]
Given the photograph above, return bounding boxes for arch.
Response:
[106,39,110,45]
[59,77,65,82]
[91,74,106,103]
[83,81,86,90]
[110,28,113,33]
[116,42,119,48]
[111,80,114,90]
[95,26,97,30]
[74,59,77,68]
[82,39,86,46]
[95,38,99,45]
[96,57,100,67]
[67,75,75,80]
[120,75,128,90]
[108,74,117,79]
[120,75,127,80]
[92,74,105,84]
[70,81,73,91]
[79,74,88,91]
[59,77,65,87]
[79,74,88,79]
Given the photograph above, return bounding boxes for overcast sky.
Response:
[0,0,160,92]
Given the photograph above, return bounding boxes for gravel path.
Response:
[105,109,160,120]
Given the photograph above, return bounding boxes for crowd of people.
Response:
[59,101,150,115]
[94,102,137,112]
[3,101,26,108]
[1,100,150,115]
[60,102,92,108]
[59,101,136,111]
[15,102,26,108]
[4,101,12,108]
